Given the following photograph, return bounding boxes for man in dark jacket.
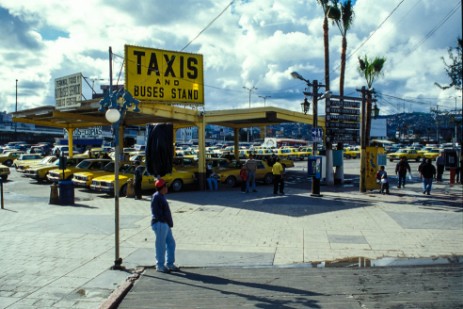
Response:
[395,157,411,188]
[435,152,445,181]
[134,161,144,199]
[420,159,436,195]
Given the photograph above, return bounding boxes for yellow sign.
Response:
[365,146,386,190]
[125,45,204,104]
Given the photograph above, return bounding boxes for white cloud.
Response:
[0,0,461,115]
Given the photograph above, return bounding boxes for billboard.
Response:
[125,45,204,104]
[55,73,82,110]
[371,118,387,138]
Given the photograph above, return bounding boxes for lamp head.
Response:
[320,90,332,100]
[300,98,310,115]
[291,71,304,81]
[105,108,121,124]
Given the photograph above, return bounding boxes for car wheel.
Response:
[225,176,237,187]
[4,160,12,167]
[170,179,183,192]
[415,157,421,162]
[389,159,394,162]
[1,175,7,181]
[263,173,273,185]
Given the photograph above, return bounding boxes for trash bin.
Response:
[59,180,74,205]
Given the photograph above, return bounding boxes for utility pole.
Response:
[259,95,270,139]
[243,86,257,142]
[15,79,18,140]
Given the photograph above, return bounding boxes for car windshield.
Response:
[103,162,115,172]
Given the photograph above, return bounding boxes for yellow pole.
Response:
[67,128,74,157]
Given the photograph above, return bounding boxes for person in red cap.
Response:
[150,178,179,273]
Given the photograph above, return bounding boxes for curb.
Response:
[99,269,143,309]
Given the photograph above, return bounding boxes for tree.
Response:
[358,55,386,192]
[317,0,336,91]
[441,37,462,90]
[332,0,355,97]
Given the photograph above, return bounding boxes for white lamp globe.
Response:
[105,108,121,123]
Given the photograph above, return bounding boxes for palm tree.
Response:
[317,0,338,91]
[358,55,386,192]
[332,0,355,97]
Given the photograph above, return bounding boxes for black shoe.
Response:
[280,192,285,195]
[166,265,180,272]
[427,192,431,195]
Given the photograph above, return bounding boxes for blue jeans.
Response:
[207,177,218,190]
[152,222,176,270]
[246,170,256,192]
[422,178,433,194]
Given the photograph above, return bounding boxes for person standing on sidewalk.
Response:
[244,154,258,193]
[239,165,248,193]
[206,163,218,191]
[436,152,445,182]
[133,161,144,200]
[150,179,179,273]
[395,157,411,188]
[272,158,285,195]
[376,166,389,194]
[420,159,436,195]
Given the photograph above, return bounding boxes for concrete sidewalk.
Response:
[0,170,462,308]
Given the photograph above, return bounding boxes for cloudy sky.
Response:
[0,0,461,117]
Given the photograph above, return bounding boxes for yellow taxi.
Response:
[0,151,24,167]
[217,159,274,187]
[72,161,122,188]
[344,146,361,159]
[175,149,197,159]
[24,158,81,182]
[73,148,107,159]
[386,149,422,162]
[0,163,10,181]
[13,154,44,170]
[90,165,196,195]
[90,165,156,196]
[422,148,442,160]
[298,146,312,158]
[16,155,58,173]
[47,158,111,182]
[154,167,197,192]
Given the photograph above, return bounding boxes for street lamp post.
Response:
[99,48,140,270]
[243,86,257,142]
[291,72,330,196]
[258,95,271,107]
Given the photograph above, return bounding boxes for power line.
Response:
[342,0,406,65]
[181,1,234,51]
[405,2,461,54]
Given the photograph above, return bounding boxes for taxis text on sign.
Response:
[125,45,204,104]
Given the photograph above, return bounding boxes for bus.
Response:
[261,138,308,149]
